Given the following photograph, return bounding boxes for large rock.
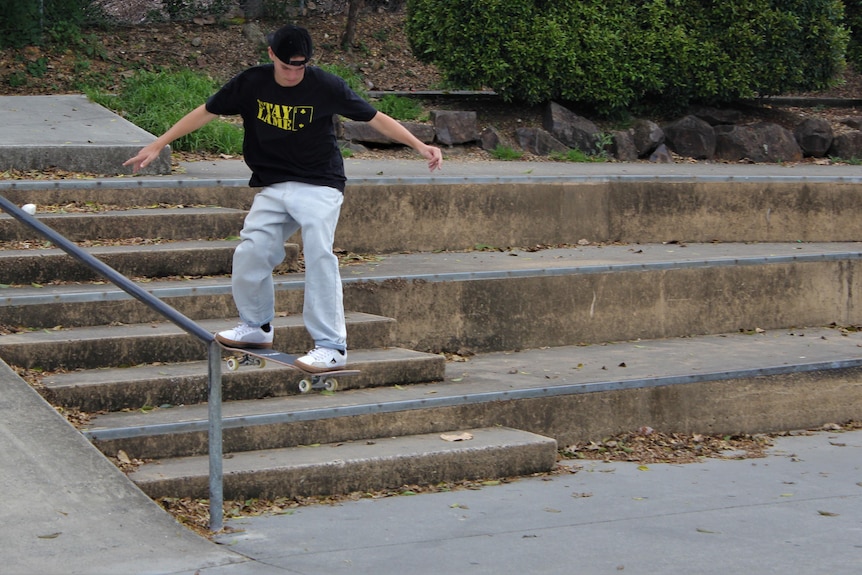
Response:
[431,110,479,145]
[714,122,803,163]
[828,130,862,160]
[341,119,435,145]
[663,115,716,160]
[632,119,664,158]
[794,118,833,157]
[542,102,600,154]
[515,127,569,156]
[479,126,505,151]
[610,129,638,161]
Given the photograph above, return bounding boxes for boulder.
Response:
[631,119,664,158]
[341,119,435,145]
[610,129,638,161]
[479,126,509,152]
[515,127,570,156]
[828,130,862,160]
[714,122,803,163]
[649,143,673,163]
[542,101,600,154]
[794,118,833,157]
[663,115,715,160]
[431,110,479,145]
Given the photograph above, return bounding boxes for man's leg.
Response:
[217,185,296,348]
[283,183,347,370]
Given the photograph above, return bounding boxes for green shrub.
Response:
[88,69,243,154]
[407,0,848,114]
[846,0,862,70]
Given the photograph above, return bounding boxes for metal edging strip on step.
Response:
[80,357,862,442]
[6,249,862,307]
[5,173,862,192]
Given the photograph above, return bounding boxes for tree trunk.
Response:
[341,0,364,52]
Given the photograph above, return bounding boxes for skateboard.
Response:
[218,343,360,393]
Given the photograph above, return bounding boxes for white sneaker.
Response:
[295,347,347,373]
[215,322,274,349]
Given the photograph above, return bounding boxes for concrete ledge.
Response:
[0,95,171,175]
[130,427,558,500]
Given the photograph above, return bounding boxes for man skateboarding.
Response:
[125,24,443,373]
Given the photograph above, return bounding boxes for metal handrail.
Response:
[0,196,226,532]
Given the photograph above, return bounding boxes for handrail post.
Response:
[207,339,224,532]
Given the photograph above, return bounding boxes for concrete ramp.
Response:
[0,95,170,175]
[0,361,242,575]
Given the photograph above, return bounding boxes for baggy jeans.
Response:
[231,181,346,352]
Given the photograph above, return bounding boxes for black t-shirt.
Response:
[206,65,378,191]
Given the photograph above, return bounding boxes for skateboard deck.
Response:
[218,343,360,393]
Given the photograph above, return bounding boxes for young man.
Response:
[125,24,443,372]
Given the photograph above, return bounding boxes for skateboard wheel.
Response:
[226,357,240,371]
[257,358,266,369]
[323,378,339,392]
[298,379,312,394]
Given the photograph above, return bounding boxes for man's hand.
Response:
[122,105,216,173]
[123,143,164,173]
[422,144,443,172]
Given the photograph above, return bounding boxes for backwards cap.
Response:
[267,24,313,62]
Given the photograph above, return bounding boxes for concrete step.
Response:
[7,177,862,253]
[82,327,862,461]
[3,242,862,350]
[0,312,395,371]
[128,426,557,500]
[0,182,256,211]
[0,207,246,242]
[42,347,445,412]
[0,240,296,284]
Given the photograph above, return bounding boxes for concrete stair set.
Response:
[2,176,862,502]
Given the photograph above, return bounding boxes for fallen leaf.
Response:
[38,532,62,539]
[818,510,839,517]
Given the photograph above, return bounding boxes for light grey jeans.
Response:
[231,181,346,352]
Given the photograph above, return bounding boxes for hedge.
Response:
[406,0,849,113]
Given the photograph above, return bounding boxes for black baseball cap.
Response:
[267,25,313,62]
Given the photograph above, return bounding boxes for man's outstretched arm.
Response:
[367,111,443,172]
[124,104,217,172]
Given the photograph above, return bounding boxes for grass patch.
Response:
[490,145,524,160]
[87,69,243,155]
